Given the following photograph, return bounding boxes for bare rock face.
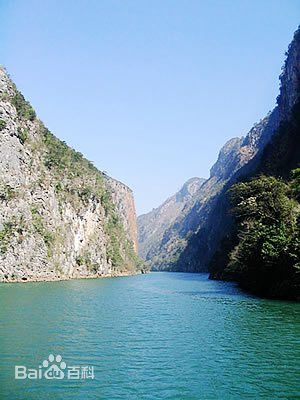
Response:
[137,177,205,261]
[142,26,300,272]
[209,137,243,180]
[105,177,138,252]
[278,28,300,120]
[173,27,300,273]
[0,67,140,282]
[142,111,280,271]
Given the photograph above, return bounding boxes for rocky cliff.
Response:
[137,177,204,265]
[143,112,279,271]
[176,26,300,275]
[0,67,141,282]
[143,26,299,274]
[105,177,138,253]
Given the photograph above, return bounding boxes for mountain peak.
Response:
[175,177,205,202]
[209,137,243,179]
[137,177,205,260]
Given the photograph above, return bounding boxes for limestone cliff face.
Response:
[209,137,243,180]
[137,177,204,263]
[105,177,138,252]
[144,27,299,272]
[208,27,300,280]
[175,26,300,274]
[0,67,139,282]
[145,113,279,271]
[277,30,300,120]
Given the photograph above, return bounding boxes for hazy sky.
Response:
[0,1,299,214]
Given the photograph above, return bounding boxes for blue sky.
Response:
[0,1,299,214]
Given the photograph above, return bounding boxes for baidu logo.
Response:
[15,354,94,380]
[43,354,66,379]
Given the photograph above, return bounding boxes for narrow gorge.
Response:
[138,27,300,299]
[1,27,299,299]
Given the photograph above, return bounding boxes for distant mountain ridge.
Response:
[138,26,300,281]
[178,26,300,276]
[140,110,279,271]
[137,177,205,266]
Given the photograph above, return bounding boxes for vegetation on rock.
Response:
[12,90,36,121]
[225,174,300,298]
[0,66,142,281]
[17,127,29,144]
[0,119,6,131]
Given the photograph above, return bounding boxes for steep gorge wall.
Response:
[144,27,299,273]
[106,177,138,252]
[177,27,300,274]
[137,177,204,263]
[146,112,279,271]
[0,67,139,282]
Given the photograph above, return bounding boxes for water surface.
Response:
[0,272,299,399]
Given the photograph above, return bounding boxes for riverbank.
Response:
[0,269,145,283]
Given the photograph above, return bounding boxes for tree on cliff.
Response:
[226,174,300,298]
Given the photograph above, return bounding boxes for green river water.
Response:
[0,272,299,399]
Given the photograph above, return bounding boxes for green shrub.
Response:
[291,168,300,201]
[17,128,29,144]
[75,256,85,266]
[0,183,15,202]
[0,215,26,253]
[12,91,36,121]
[0,221,15,253]
[55,182,63,194]
[227,175,300,295]
[42,127,95,177]
[31,207,53,251]
[79,187,93,202]
[0,119,6,131]
[76,254,98,273]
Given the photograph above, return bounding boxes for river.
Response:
[0,272,299,399]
